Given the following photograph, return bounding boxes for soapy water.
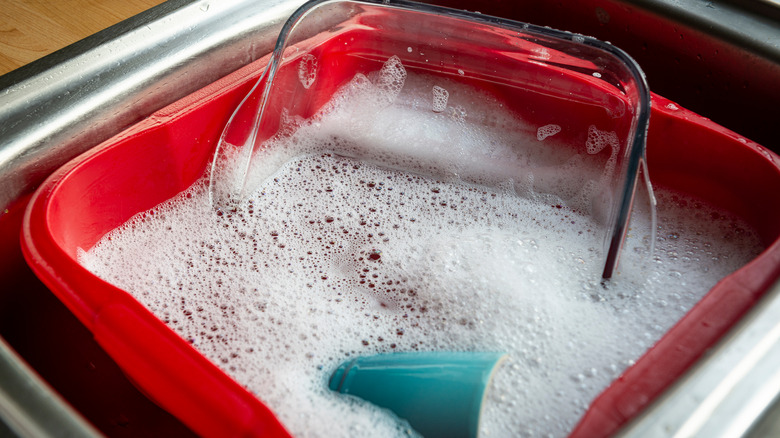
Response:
[221,56,616,221]
[80,58,762,437]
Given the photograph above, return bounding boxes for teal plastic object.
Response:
[329,352,506,438]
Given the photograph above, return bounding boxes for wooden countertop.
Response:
[0,0,167,76]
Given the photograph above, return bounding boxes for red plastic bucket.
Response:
[21,45,780,438]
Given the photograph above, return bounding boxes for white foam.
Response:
[431,85,449,113]
[298,54,318,90]
[537,124,561,141]
[81,59,763,438]
[372,55,406,104]
[585,125,618,155]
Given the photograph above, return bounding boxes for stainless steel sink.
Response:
[1,0,778,436]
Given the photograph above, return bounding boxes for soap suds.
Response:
[81,58,762,438]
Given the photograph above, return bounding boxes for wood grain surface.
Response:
[0,0,167,76]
